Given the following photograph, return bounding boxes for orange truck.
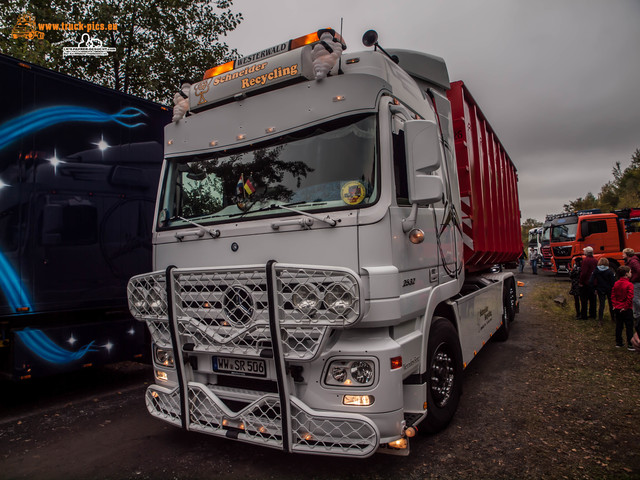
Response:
[549,209,640,272]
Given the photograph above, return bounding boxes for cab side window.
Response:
[392,129,409,205]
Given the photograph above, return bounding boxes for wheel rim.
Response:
[429,342,455,408]
[503,285,515,323]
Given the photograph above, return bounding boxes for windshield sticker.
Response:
[341,181,366,205]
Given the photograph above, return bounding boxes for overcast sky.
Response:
[223,0,640,222]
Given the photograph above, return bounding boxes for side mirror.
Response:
[404,119,444,204]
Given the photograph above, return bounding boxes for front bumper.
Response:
[147,382,379,457]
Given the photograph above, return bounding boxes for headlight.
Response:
[130,288,147,311]
[292,284,321,315]
[324,359,376,387]
[129,283,166,317]
[147,285,166,315]
[350,361,374,384]
[330,365,348,383]
[154,346,174,367]
[324,283,354,315]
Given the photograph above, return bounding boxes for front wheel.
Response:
[423,317,463,433]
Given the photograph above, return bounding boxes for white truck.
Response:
[127,28,521,457]
[528,227,543,255]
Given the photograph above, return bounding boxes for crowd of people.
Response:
[568,247,640,351]
[520,245,640,352]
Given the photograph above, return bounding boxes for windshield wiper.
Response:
[226,201,309,219]
[224,201,337,229]
[173,216,221,239]
[271,203,336,229]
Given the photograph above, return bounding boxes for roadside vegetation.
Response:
[521,278,640,478]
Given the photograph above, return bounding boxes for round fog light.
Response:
[292,284,320,315]
[324,283,354,315]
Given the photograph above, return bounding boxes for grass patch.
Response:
[522,280,640,477]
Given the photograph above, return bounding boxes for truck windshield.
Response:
[157,115,378,229]
[528,231,539,247]
[551,219,578,242]
[542,226,550,244]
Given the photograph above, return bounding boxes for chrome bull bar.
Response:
[129,261,379,457]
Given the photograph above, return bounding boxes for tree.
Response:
[613,148,640,209]
[563,192,598,213]
[1,0,243,103]
[562,149,640,214]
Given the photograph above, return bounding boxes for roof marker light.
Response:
[202,28,347,80]
[290,32,321,50]
[204,60,235,80]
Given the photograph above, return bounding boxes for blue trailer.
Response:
[0,53,170,379]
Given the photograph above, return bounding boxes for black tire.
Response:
[423,317,463,433]
[495,280,516,342]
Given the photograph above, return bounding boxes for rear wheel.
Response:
[423,317,463,433]
[495,279,516,342]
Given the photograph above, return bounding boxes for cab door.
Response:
[580,217,619,254]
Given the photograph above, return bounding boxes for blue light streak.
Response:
[0,106,147,152]
[0,250,31,311]
[15,328,98,364]
[0,105,148,311]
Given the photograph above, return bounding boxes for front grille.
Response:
[552,246,572,257]
[128,264,363,361]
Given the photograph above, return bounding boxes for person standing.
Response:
[622,248,640,326]
[611,265,635,350]
[518,247,527,273]
[529,247,539,275]
[589,257,615,325]
[569,257,582,319]
[579,246,598,319]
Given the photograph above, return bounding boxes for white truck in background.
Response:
[127,28,521,457]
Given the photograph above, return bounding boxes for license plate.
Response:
[213,356,267,377]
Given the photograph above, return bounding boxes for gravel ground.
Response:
[1,269,639,479]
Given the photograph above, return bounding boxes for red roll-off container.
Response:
[447,81,521,272]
